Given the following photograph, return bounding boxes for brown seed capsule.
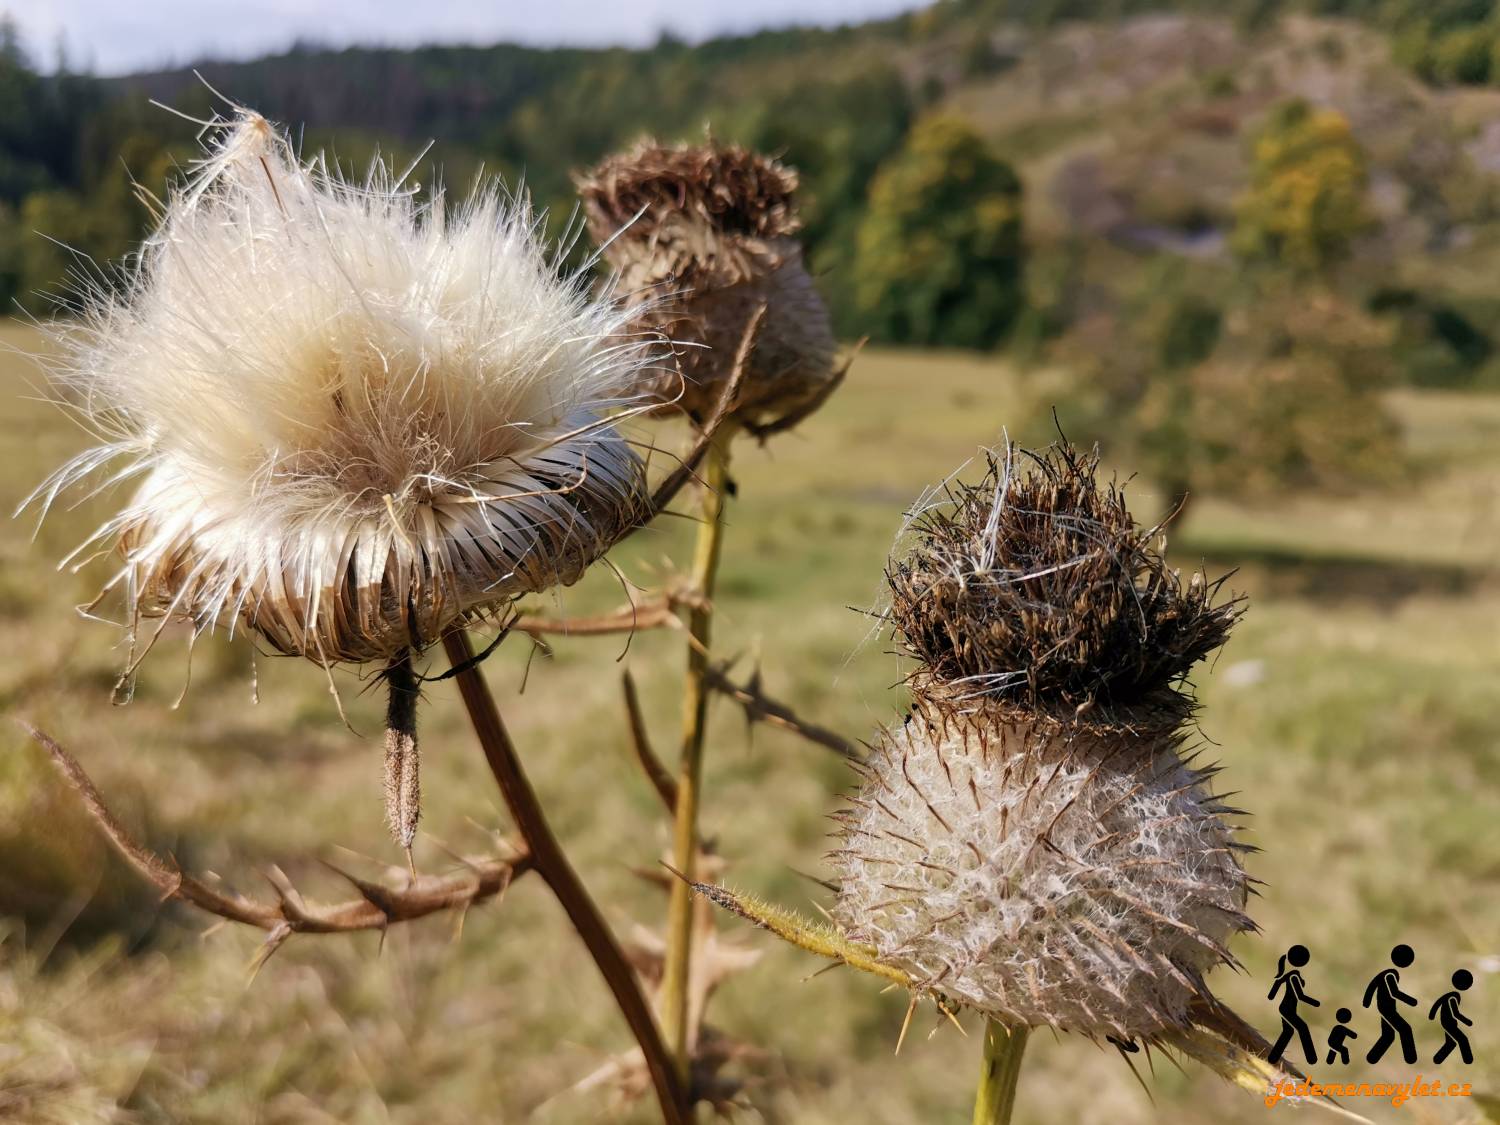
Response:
[382,651,421,856]
[576,139,839,427]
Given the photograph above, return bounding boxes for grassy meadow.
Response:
[0,319,1497,1123]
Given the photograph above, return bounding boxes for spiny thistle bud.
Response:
[831,440,1253,1044]
[832,683,1251,1039]
[26,111,656,671]
[576,139,839,427]
[886,443,1238,715]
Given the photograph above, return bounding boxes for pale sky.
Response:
[9,0,924,75]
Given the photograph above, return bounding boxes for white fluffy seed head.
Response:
[831,691,1251,1039]
[29,112,659,666]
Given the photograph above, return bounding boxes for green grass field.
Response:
[1,321,1496,1123]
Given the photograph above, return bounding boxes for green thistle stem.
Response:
[972,1020,1029,1125]
[660,425,735,1101]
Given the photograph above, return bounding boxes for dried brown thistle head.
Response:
[577,139,840,427]
[886,441,1240,719]
[577,140,802,273]
[692,443,1274,1082]
[827,442,1254,1044]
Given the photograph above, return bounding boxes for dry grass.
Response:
[1,323,1497,1122]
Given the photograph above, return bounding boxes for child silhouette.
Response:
[1268,944,1321,1065]
[1326,1008,1358,1065]
[1363,943,1419,1064]
[1429,970,1475,1065]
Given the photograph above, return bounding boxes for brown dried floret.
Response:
[887,441,1239,714]
[577,139,839,426]
[577,141,802,273]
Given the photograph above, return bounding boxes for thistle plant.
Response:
[17,109,761,1124]
[15,108,1320,1125]
[841,444,1248,1090]
[577,137,848,1096]
[686,442,1348,1121]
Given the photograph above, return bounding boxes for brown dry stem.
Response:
[702,661,859,759]
[511,588,706,639]
[441,629,687,1124]
[19,722,530,938]
[622,669,679,815]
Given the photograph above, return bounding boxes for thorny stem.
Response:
[622,669,679,815]
[702,662,860,759]
[441,629,686,1125]
[513,596,688,638]
[660,424,734,1096]
[971,1021,1029,1125]
[20,721,532,936]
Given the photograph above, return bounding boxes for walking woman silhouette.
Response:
[1268,945,1321,1065]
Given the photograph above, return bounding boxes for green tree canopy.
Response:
[1233,99,1372,274]
[852,114,1025,349]
[1127,289,1402,500]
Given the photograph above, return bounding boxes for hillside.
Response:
[6,3,1499,348]
[104,7,1500,253]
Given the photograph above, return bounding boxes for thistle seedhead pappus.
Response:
[577,139,839,427]
[25,110,659,670]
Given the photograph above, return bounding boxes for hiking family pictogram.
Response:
[1266,944,1478,1067]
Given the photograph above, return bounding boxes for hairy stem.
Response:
[660,425,735,1092]
[972,1021,1029,1125]
[383,649,421,867]
[442,629,686,1125]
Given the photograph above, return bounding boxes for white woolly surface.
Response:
[30,112,660,665]
[832,712,1250,1038]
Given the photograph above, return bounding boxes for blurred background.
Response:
[0,1,1497,1121]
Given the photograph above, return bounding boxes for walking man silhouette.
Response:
[1363,944,1419,1065]
[1268,944,1320,1065]
[1430,970,1475,1065]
